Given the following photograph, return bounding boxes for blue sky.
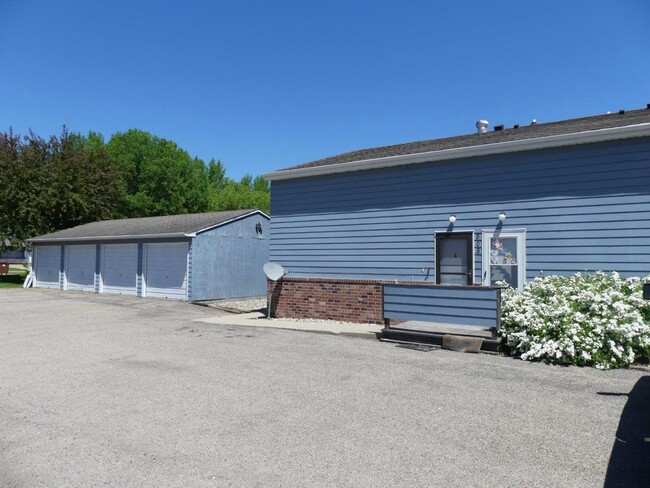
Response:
[1,1,649,179]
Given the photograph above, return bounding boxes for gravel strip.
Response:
[200,297,266,313]
[274,316,378,327]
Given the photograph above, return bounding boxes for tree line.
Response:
[0,128,270,249]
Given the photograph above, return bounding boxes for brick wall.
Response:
[267,277,384,324]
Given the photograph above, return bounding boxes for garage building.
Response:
[28,209,269,300]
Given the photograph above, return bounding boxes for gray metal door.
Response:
[435,232,472,285]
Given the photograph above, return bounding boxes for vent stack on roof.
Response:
[475,120,489,134]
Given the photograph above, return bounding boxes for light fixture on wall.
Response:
[449,215,457,224]
[498,212,507,222]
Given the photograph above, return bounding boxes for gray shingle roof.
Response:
[279,108,650,171]
[28,209,268,243]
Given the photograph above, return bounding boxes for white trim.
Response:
[62,246,68,290]
[142,243,155,298]
[142,244,147,298]
[29,232,187,244]
[185,210,270,237]
[482,229,527,291]
[263,123,650,181]
[99,245,105,293]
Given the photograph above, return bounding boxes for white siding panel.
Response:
[34,245,61,288]
[144,242,188,299]
[101,244,138,295]
[65,245,96,292]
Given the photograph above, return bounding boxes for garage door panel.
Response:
[34,246,61,288]
[65,245,96,292]
[101,244,138,295]
[144,243,188,299]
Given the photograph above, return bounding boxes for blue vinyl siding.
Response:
[270,137,650,281]
[384,285,500,327]
[190,213,269,300]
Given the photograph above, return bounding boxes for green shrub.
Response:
[500,272,650,369]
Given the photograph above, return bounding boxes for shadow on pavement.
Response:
[601,375,650,487]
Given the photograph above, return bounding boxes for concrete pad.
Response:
[194,311,382,339]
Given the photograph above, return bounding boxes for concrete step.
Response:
[380,327,500,353]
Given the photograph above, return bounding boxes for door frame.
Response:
[481,228,526,291]
[435,231,474,286]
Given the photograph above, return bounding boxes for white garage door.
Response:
[144,242,188,299]
[64,245,96,292]
[34,245,61,289]
[101,244,138,295]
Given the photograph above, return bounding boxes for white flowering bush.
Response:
[499,272,650,369]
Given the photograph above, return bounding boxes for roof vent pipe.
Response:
[476,120,489,134]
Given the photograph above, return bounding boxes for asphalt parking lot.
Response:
[1,288,648,487]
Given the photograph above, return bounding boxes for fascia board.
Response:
[263,123,650,181]
[27,232,188,243]
[186,210,271,237]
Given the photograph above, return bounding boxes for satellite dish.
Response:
[263,262,285,282]
[264,263,286,320]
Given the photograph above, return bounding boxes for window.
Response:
[482,229,526,291]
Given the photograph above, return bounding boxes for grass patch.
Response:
[0,271,28,288]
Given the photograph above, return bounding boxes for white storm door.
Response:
[482,230,526,291]
[143,242,188,299]
[101,244,138,295]
[34,245,61,289]
[64,245,96,292]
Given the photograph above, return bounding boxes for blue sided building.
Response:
[263,107,650,325]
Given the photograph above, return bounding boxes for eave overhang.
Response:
[263,123,650,181]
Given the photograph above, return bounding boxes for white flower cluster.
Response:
[499,272,650,369]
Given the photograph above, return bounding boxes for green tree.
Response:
[252,175,269,193]
[0,128,124,245]
[208,176,270,214]
[106,129,209,217]
[239,174,253,189]
[207,159,228,190]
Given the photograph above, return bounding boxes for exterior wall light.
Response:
[449,215,457,224]
[498,212,507,222]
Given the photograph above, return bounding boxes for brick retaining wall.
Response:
[267,277,384,324]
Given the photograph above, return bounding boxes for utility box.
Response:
[0,263,9,275]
